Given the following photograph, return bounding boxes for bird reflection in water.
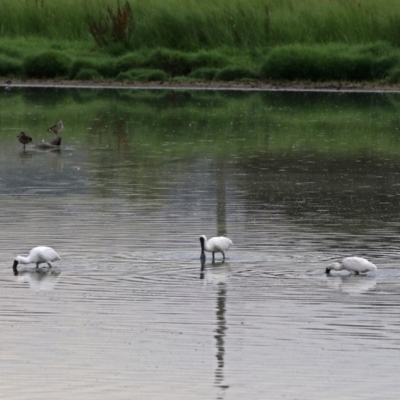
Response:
[200,259,206,280]
[325,274,377,295]
[13,266,61,291]
[19,150,33,161]
[199,260,230,398]
[200,260,229,283]
[214,281,229,398]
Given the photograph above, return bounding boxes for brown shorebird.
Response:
[47,120,64,134]
[17,132,32,149]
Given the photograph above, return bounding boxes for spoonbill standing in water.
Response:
[200,235,233,261]
[326,256,377,275]
[12,246,61,270]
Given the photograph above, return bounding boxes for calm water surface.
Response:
[1,88,400,399]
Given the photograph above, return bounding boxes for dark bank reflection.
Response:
[13,266,61,291]
[5,88,400,231]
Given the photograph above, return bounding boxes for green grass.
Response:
[2,0,400,48]
[261,42,400,81]
[0,37,399,84]
[2,1,400,83]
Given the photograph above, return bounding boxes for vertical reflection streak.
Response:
[214,283,229,398]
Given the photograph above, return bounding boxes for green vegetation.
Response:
[3,88,400,158]
[2,0,400,83]
[261,42,400,81]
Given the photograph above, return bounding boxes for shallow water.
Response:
[1,88,400,398]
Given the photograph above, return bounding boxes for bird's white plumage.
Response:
[14,246,61,268]
[327,256,377,274]
[200,235,233,260]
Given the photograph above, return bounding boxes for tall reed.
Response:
[1,0,400,50]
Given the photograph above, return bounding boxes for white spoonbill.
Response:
[200,235,233,261]
[12,246,61,269]
[326,256,377,275]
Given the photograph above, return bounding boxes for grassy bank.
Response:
[3,0,400,48]
[2,0,400,84]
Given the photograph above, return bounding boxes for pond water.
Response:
[1,87,400,399]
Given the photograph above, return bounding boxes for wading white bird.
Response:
[200,235,233,261]
[326,256,377,275]
[12,246,61,270]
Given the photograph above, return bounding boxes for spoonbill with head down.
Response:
[326,256,377,275]
[200,235,233,261]
[12,246,61,270]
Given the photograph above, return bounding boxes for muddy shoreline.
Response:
[3,79,400,92]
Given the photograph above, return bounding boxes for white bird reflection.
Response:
[200,260,230,399]
[200,260,230,285]
[326,275,377,295]
[13,267,61,291]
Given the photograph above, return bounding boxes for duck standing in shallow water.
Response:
[326,256,377,275]
[47,120,64,134]
[17,132,32,149]
[49,133,61,146]
[12,246,61,271]
[200,235,233,261]
[47,120,63,146]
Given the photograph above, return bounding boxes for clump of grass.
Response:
[261,43,400,82]
[137,69,168,81]
[116,71,132,81]
[70,59,98,79]
[98,61,119,78]
[117,68,168,81]
[189,50,228,69]
[215,66,258,81]
[75,68,103,80]
[144,48,191,76]
[386,67,400,84]
[114,52,145,72]
[69,57,116,79]
[0,44,22,58]
[0,55,22,77]
[23,51,71,78]
[190,67,219,80]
